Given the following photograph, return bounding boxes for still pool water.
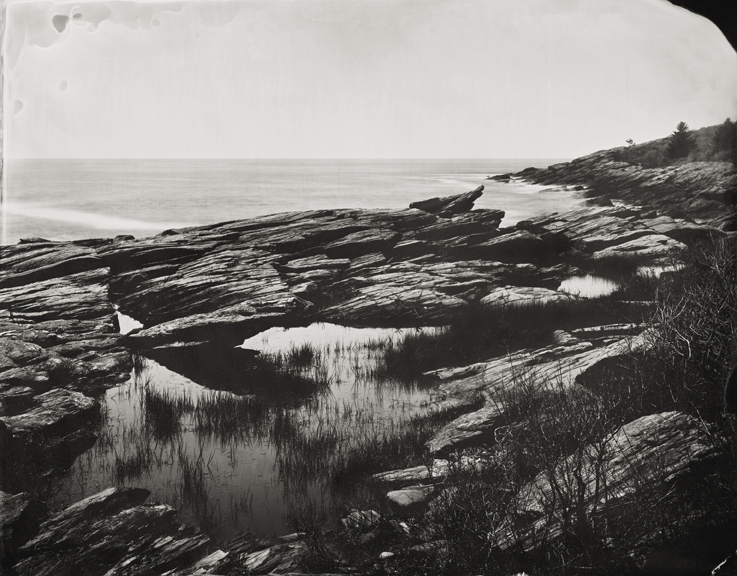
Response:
[55,323,440,542]
[558,275,620,298]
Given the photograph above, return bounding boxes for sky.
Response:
[3,0,737,159]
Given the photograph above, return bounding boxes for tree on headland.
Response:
[710,118,737,164]
[667,121,694,159]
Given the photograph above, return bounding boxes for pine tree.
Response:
[667,121,694,159]
[711,118,735,154]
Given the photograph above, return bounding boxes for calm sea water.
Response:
[2,158,575,245]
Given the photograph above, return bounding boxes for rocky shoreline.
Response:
[1,154,735,574]
[492,148,737,229]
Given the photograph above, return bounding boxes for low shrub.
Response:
[379,236,737,575]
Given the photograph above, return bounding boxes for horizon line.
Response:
[3,156,573,161]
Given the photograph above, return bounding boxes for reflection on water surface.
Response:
[558,275,619,298]
[57,324,440,542]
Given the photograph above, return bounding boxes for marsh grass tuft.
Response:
[175,447,219,534]
[143,387,193,442]
[379,297,649,376]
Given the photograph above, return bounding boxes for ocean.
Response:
[1,158,576,245]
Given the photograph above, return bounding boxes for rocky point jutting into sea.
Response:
[1,140,737,575]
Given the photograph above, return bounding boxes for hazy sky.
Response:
[4,0,737,158]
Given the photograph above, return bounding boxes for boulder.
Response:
[0,338,78,392]
[386,485,436,516]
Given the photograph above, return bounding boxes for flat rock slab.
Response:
[592,233,686,261]
[241,541,308,575]
[425,332,651,455]
[15,487,214,576]
[0,389,97,439]
[406,209,504,243]
[372,457,482,487]
[480,285,574,307]
[517,205,710,266]
[520,206,650,248]
[0,263,130,393]
[282,254,351,272]
[640,215,724,244]
[0,243,105,289]
[0,269,113,323]
[94,198,504,339]
[324,229,401,259]
[570,323,643,339]
[126,307,307,348]
[501,411,723,551]
[321,258,536,326]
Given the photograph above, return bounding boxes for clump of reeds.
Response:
[175,447,219,534]
[377,297,649,377]
[142,387,194,442]
[576,252,646,280]
[193,391,272,444]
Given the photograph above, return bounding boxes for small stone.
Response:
[386,485,436,516]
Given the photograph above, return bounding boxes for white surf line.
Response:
[5,202,196,232]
